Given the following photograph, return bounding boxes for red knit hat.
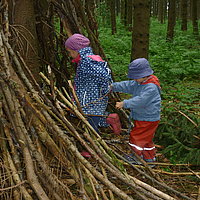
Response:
[65,34,90,51]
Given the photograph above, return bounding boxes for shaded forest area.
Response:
[0,0,200,200]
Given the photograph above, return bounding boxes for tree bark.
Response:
[126,0,133,31]
[131,0,150,60]
[176,0,181,20]
[151,0,159,17]
[158,0,164,23]
[166,0,176,41]
[191,0,199,36]
[120,0,126,25]
[12,0,41,82]
[110,0,117,34]
[85,0,99,38]
[181,0,188,31]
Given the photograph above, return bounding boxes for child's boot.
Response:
[124,153,142,165]
[106,113,121,135]
[144,157,156,168]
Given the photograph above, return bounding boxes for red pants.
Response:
[129,120,159,159]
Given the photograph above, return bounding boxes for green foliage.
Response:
[96,1,111,27]
[149,20,200,84]
[107,149,126,172]
[157,81,200,164]
[99,20,132,81]
[99,18,200,164]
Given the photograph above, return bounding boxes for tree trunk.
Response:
[198,0,200,19]
[158,0,164,23]
[109,0,117,34]
[191,0,199,36]
[164,0,168,22]
[181,0,188,31]
[151,0,159,18]
[120,0,126,25]
[131,0,150,60]
[12,0,41,82]
[126,0,133,31]
[85,0,99,38]
[116,0,121,16]
[166,0,176,41]
[176,0,181,20]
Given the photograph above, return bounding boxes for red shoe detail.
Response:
[80,151,91,158]
[106,113,121,135]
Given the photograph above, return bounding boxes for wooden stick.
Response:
[153,170,200,176]
[68,80,84,114]
[197,186,200,200]
[186,167,200,179]
[84,166,100,200]
[0,180,27,192]
[178,110,198,127]
[1,80,49,200]
[101,166,115,200]
[1,123,33,200]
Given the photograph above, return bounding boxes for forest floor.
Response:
[97,127,200,200]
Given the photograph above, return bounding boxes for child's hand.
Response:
[115,102,124,109]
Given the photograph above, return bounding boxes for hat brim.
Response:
[127,69,154,79]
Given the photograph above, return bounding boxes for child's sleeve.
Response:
[112,81,136,94]
[123,84,158,109]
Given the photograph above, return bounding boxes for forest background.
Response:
[95,1,200,165]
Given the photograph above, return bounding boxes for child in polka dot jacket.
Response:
[65,34,112,132]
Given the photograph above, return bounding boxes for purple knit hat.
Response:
[64,34,90,51]
[127,58,154,79]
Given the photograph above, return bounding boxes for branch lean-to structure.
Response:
[0,28,195,200]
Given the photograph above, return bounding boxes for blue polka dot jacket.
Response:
[74,47,112,116]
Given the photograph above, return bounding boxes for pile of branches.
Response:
[0,27,196,200]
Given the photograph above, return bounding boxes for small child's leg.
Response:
[87,116,101,133]
[129,120,159,161]
[142,142,157,161]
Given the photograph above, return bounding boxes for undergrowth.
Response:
[98,18,200,164]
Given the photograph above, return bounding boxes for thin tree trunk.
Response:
[164,0,168,21]
[181,0,188,31]
[120,0,126,24]
[158,0,164,23]
[176,0,181,20]
[85,0,99,38]
[115,0,120,16]
[191,0,199,36]
[152,0,159,17]
[131,0,150,60]
[126,0,133,31]
[166,0,176,41]
[110,0,117,34]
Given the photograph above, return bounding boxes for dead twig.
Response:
[0,180,27,192]
[178,110,198,127]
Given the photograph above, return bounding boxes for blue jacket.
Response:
[74,47,112,115]
[112,78,161,121]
